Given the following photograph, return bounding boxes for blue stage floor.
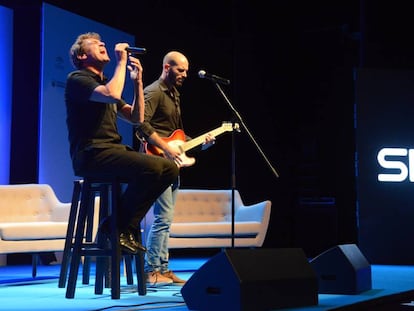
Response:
[1,256,414,310]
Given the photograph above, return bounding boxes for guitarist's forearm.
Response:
[147,132,170,152]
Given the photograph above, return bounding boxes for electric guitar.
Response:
[143,121,239,167]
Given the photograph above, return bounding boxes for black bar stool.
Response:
[59,177,146,299]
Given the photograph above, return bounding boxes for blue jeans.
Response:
[144,176,179,273]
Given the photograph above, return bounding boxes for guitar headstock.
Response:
[221,121,240,132]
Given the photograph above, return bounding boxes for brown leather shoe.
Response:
[146,271,173,287]
[162,270,186,284]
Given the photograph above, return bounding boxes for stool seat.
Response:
[59,177,146,299]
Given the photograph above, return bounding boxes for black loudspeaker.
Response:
[181,248,318,311]
[310,244,372,294]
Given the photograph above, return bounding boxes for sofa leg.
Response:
[32,254,38,278]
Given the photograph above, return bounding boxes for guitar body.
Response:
[143,129,196,167]
[142,122,238,168]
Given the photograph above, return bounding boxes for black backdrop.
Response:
[355,68,414,264]
[2,0,414,261]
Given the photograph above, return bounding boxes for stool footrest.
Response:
[80,248,113,256]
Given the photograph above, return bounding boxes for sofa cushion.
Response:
[170,221,261,238]
[173,189,243,223]
[0,222,68,240]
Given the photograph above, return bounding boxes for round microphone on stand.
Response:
[198,70,230,85]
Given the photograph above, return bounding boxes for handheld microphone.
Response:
[198,70,230,85]
[125,47,147,54]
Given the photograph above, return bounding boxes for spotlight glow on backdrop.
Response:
[0,5,13,184]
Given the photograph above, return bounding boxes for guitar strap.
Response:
[134,130,147,153]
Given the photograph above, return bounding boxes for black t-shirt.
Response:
[65,69,126,158]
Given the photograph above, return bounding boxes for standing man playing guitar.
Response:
[136,51,215,286]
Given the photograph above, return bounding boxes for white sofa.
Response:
[0,184,271,276]
[141,189,272,248]
[0,184,71,275]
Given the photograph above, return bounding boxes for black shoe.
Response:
[99,218,146,254]
[127,230,147,253]
[127,227,147,252]
[119,231,147,254]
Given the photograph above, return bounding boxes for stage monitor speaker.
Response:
[181,248,318,311]
[310,244,372,294]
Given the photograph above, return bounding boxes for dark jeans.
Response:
[72,145,179,231]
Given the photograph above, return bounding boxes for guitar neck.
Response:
[182,126,230,152]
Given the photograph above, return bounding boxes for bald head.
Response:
[161,51,189,88]
[163,51,188,67]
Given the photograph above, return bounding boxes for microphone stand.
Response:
[212,82,279,248]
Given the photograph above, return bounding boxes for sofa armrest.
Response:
[235,200,272,222]
[50,202,71,222]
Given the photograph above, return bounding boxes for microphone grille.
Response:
[198,70,206,78]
